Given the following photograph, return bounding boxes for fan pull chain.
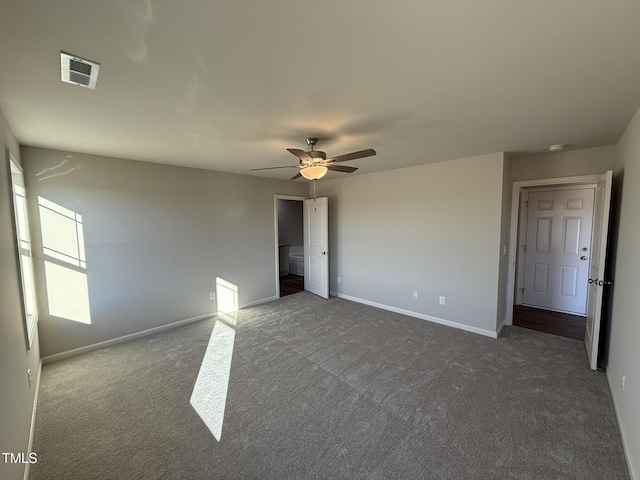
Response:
[313,179,317,200]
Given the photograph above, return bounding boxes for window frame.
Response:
[8,153,38,348]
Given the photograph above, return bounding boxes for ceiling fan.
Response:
[250,137,376,180]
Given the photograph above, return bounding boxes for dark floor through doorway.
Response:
[280,274,304,297]
[513,305,587,340]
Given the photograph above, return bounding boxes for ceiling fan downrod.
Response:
[305,137,318,151]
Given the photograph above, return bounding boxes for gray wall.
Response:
[608,107,640,479]
[0,110,41,480]
[21,147,308,358]
[510,145,616,182]
[316,152,506,335]
[277,199,303,246]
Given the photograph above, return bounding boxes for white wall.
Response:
[510,145,616,182]
[316,153,506,335]
[277,199,303,246]
[0,110,41,480]
[21,147,308,358]
[608,107,640,479]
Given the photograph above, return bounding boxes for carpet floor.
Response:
[30,292,629,479]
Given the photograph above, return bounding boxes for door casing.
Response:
[274,194,307,298]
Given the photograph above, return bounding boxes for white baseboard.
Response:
[24,360,42,480]
[607,374,637,480]
[41,313,214,364]
[331,292,499,339]
[496,320,505,337]
[241,295,278,309]
[41,295,280,365]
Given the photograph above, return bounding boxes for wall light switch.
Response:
[439,296,446,305]
[209,292,216,301]
[337,276,341,284]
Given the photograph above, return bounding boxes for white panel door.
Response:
[303,197,329,299]
[523,187,595,315]
[585,171,613,370]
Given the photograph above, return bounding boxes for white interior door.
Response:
[303,197,329,299]
[585,171,613,370]
[523,187,595,315]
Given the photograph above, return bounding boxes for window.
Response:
[8,154,38,348]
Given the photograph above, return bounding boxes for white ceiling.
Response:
[1,0,640,180]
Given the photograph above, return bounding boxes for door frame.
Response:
[505,173,603,326]
[274,194,307,298]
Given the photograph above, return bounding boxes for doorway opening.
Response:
[274,195,306,298]
[512,184,595,340]
[506,171,612,369]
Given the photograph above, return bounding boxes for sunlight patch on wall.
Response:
[39,197,91,324]
[39,197,87,267]
[44,261,91,324]
[190,320,236,441]
[216,276,238,325]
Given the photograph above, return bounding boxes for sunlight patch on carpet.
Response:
[190,320,235,441]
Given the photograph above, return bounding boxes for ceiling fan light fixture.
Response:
[300,165,328,180]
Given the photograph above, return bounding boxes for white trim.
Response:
[41,313,214,364]
[7,152,39,349]
[238,295,278,309]
[505,173,605,326]
[331,292,499,338]
[607,375,638,480]
[274,194,307,299]
[496,320,505,337]
[24,360,42,480]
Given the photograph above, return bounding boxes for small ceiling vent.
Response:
[60,52,100,89]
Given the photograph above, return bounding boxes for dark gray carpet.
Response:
[31,292,629,479]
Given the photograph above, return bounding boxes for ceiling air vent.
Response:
[60,52,100,89]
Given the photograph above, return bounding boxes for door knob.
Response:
[580,256,588,260]
[582,247,588,252]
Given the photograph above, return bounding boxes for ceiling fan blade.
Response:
[327,165,357,174]
[326,148,376,163]
[287,148,312,161]
[250,165,298,171]
[290,172,302,180]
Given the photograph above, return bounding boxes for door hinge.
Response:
[521,287,525,294]
[523,245,527,252]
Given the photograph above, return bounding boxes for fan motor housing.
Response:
[308,150,326,162]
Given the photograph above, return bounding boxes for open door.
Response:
[585,170,613,370]
[303,197,329,299]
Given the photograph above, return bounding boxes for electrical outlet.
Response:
[413,291,418,299]
[337,276,341,284]
[209,292,216,301]
[621,373,626,391]
[439,296,446,305]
